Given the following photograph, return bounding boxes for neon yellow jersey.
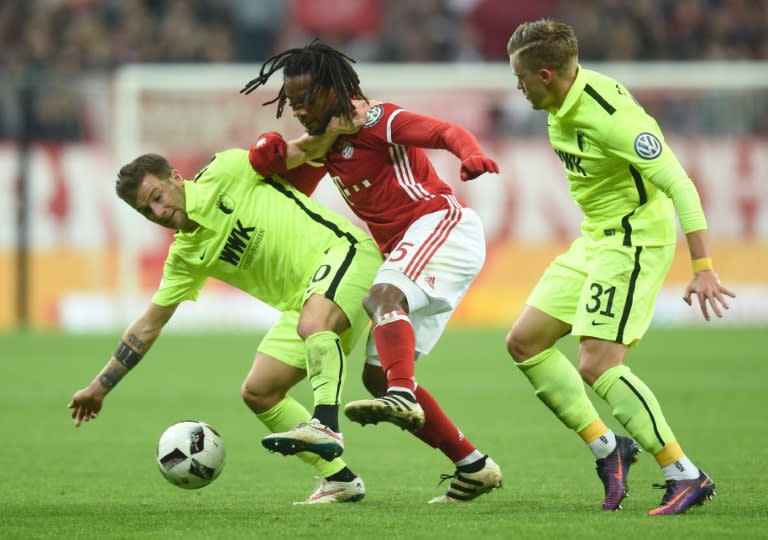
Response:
[152,149,373,310]
[548,67,707,246]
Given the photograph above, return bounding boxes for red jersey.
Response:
[322,102,484,254]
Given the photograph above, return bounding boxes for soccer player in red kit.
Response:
[241,40,503,503]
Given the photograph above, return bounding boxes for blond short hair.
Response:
[507,19,578,72]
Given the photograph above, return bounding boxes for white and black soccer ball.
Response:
[156,420,225,489]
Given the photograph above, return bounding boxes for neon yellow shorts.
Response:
[527,237,674,346]
[258,238,381,368]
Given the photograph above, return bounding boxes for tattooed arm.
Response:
[68,302,178,427]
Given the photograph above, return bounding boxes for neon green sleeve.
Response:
[603,108,708,234]
[648,164,708,234]
[152,249,208,307]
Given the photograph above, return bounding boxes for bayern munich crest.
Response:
[341,140,354,159]
[364,104,384,127]
[633,132,662,159]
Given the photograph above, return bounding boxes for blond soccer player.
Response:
[505,19,734,515]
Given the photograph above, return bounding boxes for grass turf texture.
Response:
[1,326,766,539]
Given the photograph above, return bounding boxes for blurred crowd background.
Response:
[2,0,767,331]
[2,0,768,141]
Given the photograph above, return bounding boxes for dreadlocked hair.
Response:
[240,39,367,124]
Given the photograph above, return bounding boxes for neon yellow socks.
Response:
[517,347,599,432]
[257,396,346,477]
[592,364,677,457]
[305,331,345,406]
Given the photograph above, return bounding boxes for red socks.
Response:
[372,311,476,462]
[372,313,416,392]
[414,385,476,462]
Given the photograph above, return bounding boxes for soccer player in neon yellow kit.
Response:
[506,19,735,515]
[67,149,382,504]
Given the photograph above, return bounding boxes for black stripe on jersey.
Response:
[618,373,666,447]
[629,165,648,204]
[620,212,634,246]
[263,176,359,245]
[263,176,359,301]
[193,155,217,182]
[584,84,616,115]
[615,245,642,344]
[620,166,649,246]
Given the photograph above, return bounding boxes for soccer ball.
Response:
[156,420,225,489]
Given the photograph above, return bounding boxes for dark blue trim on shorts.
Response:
[615,246,643,343]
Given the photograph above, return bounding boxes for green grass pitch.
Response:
[1,326,766,539]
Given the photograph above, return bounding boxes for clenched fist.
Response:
[460,154,499,181]
[249,131,288,176]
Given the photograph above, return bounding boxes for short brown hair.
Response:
[116,153,172,206]
[507,19,578,72]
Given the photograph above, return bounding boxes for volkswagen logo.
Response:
[633,132,662,159]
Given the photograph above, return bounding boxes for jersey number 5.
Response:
[388,241,415,262]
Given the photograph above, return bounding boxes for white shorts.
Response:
[365,206,485,365]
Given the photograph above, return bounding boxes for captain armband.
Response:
[114,340,143,369]
[692,257,713,273]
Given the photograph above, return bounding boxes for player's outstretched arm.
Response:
[643,161,735,320]
[682,229,736,321]
[248,100,370,177]
[387,110,499,181]
[249,131,334,175]
[288,100,370,165]
[68,302,178,427]
[291,132,338,165]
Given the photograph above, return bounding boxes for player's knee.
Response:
[363,284,408,320]
[505,328,530,363]
[576,360,607,386]
[576,350,609,385]
[297,320,345,341]
[240,383,277,414]
[296,318,321,341]
[577,363,599,385]
[297,302,349,340]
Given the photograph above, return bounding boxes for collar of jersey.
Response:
[550,64,586,118]
[181,180,217,232]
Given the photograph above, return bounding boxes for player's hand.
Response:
[683,270,735,321]
[460,154,499,181]
[327,99,371,135]
[68,386,105,427]
[249,132,288,176]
